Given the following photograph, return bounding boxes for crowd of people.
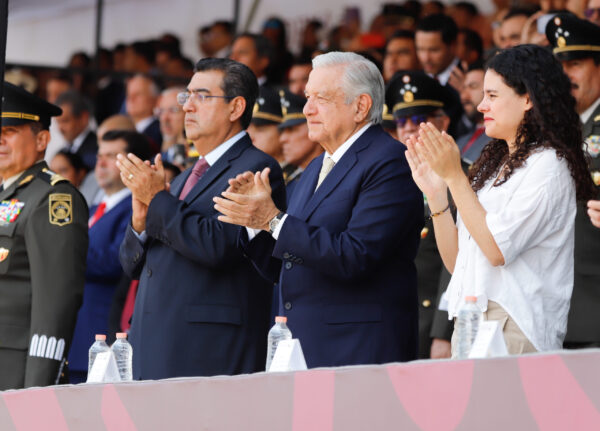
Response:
[0,0,599,389]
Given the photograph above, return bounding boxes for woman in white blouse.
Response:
[405,45,595,354]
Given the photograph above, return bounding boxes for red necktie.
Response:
[179,158,210,199]
[88,201,107,228]
[120,280,139,332]
[461,127,485,155]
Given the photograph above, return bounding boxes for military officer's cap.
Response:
[278,89,307,130]
[386,71,446,118]
[251,86,283,126]
[545,13,600,61]
[1,81,62,129]
[382,102,395,131]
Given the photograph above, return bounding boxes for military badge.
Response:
[585,135,600,157]
[0,247,8,262]
[279,90,289,117]
[49,193,72,226]
[0,199,25,225]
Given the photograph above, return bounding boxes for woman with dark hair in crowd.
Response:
[405,44,595,355]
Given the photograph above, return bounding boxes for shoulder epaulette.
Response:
[38,168,68,186]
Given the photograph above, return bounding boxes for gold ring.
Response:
[128,174,134,180]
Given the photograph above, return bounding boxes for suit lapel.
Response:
[287,154,322,215]
[291,124,378,221]
[297,149,357,221]
[182,135,251,204]
[583,103,600,138]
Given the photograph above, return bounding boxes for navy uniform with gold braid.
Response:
[547,15,600,347]
[0,82,88,389]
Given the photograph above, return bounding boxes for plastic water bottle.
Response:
[111,332,133,381]
[455,296,482,359]
[88,334,110,374]
[265,316,292,371]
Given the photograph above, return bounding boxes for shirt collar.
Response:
[1,160,45,190]
[71,127,91,152]
[581,97,600,125]
[431,58,459,86]
[101,187,131,212]
[135,116,155,133]
[203,130,246,166]
[325,122,372,163]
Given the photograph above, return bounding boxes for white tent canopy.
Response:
[6,0,494,67]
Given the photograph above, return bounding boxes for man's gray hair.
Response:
[312,51,384,124]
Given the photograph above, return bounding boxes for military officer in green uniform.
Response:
[546,15,600,348]
[386,71,455,359]
[0,82,88,389]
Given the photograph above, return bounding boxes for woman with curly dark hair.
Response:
[405,44,595,356]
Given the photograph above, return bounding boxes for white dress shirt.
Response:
[446,147,576,351]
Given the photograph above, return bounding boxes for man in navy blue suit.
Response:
[117,58,286,380]
[68,130,152,383]
[215,52,423,368]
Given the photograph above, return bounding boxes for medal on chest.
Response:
[0,199,25,226]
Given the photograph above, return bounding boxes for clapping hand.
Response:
[213,167,281,231]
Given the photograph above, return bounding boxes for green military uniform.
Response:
[0,82,88,389]
[546,14,600,347]
[386,71,454,358]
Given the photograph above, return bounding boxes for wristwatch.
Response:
[269,211,286,234]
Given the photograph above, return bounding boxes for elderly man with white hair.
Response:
[214,51,423,367]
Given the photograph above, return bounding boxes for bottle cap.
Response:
[465,296,477,303]
[116,332,127,339]
[95,334,106,341]
[275,316,287,323]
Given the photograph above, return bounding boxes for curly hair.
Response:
[469,45,595,201]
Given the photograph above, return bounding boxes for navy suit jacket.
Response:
[119,134,285,380]
[68,196,132,372]
[244,124,423,368]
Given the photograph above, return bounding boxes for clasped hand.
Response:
[213,167,280,231]
[405,122,463,203]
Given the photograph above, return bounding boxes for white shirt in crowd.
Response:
[446,147,576,351]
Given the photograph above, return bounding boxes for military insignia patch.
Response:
[0,247,8,262]
[585,135,600,157]
[49,193,72,226]
[0,199,25,225]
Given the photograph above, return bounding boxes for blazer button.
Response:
[284,262,293,270]
[284,302,292,310]
[422,299,431,308]
[147,268,152,277]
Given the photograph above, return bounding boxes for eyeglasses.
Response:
[176,90,234,105]
[153,107,182,116]
[584,7,600,18]
[394,114,428,127]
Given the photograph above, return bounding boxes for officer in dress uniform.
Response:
[546,15,600,348]
[0,82,88,389]
[387,71,455,358]
[248,85,296,182]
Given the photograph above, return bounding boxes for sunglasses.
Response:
[584,7,600,18]
[394,114,429,127]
